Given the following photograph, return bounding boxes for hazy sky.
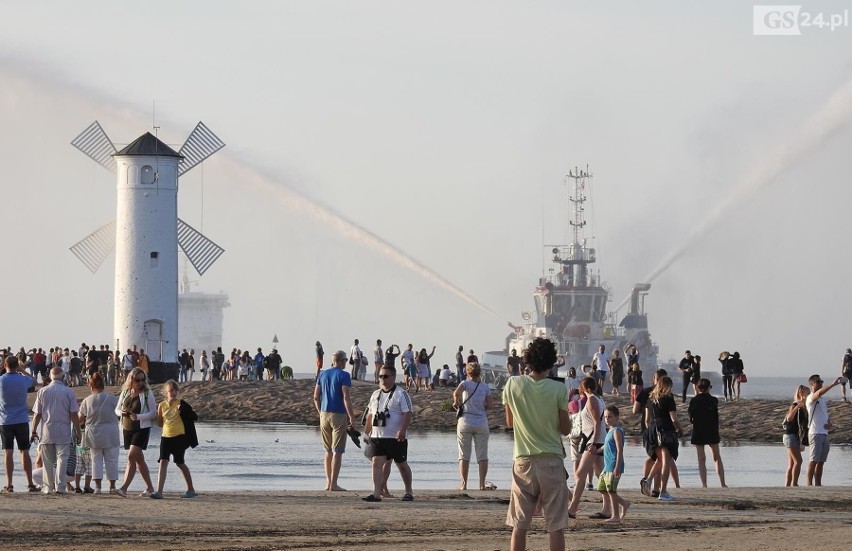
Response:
[2,1,851,377]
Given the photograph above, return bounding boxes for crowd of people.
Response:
[2,337,849,550]
[0,352,199,499]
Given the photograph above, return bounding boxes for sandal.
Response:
[361,494,382,502]
[401,493,414,501]
[588,512,609,519]
[27,485,38,493]
[1,486,12,493]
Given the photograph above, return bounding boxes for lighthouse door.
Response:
[143,320,164,362]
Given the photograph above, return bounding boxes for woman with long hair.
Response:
[783,385,810,486]
[416,346,435,393]
[453,362,493,491]
[645,375,683,501]
[112,367,157,497]
[567,376,608,518]
[79,373,120,494]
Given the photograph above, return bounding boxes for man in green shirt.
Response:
[503,337,571,551]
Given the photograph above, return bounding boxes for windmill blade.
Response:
[178,122,225,176]
[177,219,225,276]
[69,220,116,273]
[71,121,117,173]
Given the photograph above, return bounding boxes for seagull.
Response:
[205,439,215,443]
[274,438,279,443]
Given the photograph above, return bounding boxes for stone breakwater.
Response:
[82,379,851,444]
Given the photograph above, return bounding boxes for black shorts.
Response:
[159,435,188,464]
[123,427,151,450]
[1,423,31,451]
[367,438,408,464]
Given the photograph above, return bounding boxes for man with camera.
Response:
[313,350,355,492]
[362,365,414,502]
[805,373,844,486]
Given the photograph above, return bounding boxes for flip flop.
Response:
[401,493,414,501]
[361,495,382,502]
[588,512,609,519]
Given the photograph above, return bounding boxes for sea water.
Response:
[129,422,852,493]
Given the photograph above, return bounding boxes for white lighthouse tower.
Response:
[113,133,182,362]
[69,121,225,373]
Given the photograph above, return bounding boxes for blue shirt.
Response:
[316,368,351,414]
[254,353,264,369]
[0,372,34,425]
[603,425,625,474]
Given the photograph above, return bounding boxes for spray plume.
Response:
[616,75,852,311]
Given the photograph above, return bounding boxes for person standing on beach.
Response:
[502,337,571,551]
[610,350,624,397]
[373,339,384,384]
[112,368,157,497]
[598,405,629,524]
[253,348,265,382]
[350,339,364,381]
[718,351,733,402]
[150,380,198,499]
[384,344,400,370]
[783,385,810,487]
[805,374,843,486]
[592,344,610,394]
[506,349,521,377]
[730,352,745,400]
[840,348,852,402]
[0,356,37,492]
[315,342,324,378]
[313,351,355,492]
[678,350,694,404]
[266,349,282,381]
[362,364,414,502]
[644,375,683,502]
[402,344,416,391]
[688,378,726,488]
[30,366,81,494]
[455,346,465,383]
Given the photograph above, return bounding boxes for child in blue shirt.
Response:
[597,405,630,523]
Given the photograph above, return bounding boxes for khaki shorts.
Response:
[457,420,489,463]
[505,455,570,533]
[320,412,348,453]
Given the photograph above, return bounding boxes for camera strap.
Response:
[377,385,397,413]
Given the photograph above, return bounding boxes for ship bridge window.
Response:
[535,295,548,316]
[573,295,592,322]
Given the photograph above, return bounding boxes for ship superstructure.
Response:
[506,167,658,373]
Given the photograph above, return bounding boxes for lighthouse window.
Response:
[141,165,155,185]
[150,251,159,268]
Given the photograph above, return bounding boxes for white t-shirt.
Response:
[806,393,830,436]
[350,345,363,364]
[366,385,413,438]
[439,367,451,381]
[593,351,611,372]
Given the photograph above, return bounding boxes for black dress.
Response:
[688,393,720,445]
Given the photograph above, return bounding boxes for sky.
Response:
[1,1,851,377]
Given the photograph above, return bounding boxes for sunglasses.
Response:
[379,374,393,379]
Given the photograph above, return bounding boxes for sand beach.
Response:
[15,379,852,550]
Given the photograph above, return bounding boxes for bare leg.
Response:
[329,451,345,491]
[4,449,13,488]
[510,528,527,551]
[396,460,413,496]
[381,460,392,497]
[478,459,488,490]
[696,445,708,487]
[176,463,194,493]
[156,458,169,493]
[813,462,824,486]
[709,444,727,487]
[458,459,469,490]
[370,456,387,498]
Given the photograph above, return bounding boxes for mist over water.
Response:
[617,76,852,311]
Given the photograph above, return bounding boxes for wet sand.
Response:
[1,486,850,550]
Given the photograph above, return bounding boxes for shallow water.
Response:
[124,422,852,494]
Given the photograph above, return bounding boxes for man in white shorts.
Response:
[805,373,843,486]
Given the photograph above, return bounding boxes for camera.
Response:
[373,409,390,427]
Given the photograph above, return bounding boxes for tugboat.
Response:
[485,167,658,381]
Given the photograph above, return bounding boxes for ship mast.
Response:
[554,166,595,287]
